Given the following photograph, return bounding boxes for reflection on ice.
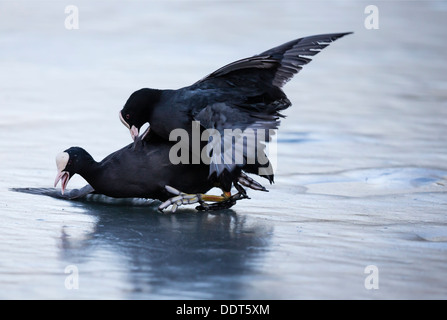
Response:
[57,202,273,299]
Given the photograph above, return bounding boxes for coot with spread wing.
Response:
[119,33,352,191]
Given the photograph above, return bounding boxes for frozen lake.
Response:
[1,0,446,299]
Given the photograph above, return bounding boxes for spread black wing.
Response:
[190,32,352,182]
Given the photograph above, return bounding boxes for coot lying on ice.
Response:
[54,132,266,212]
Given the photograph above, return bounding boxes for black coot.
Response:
[54,133,265,211]
[119,33,352,191]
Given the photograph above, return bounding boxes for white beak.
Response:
[54,152,70,194]
[130,125,139,141]
[54,171,70,195]
[119,111,140,141]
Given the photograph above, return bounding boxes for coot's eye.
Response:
[126,114,130,120]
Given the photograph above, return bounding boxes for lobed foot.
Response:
[237,172,268,192]
[158,185,248,213]
[195,192,248,211]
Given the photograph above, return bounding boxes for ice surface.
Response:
[0,1,446,299]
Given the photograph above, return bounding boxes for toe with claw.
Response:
[158,185,249,213]
[195,192,248,211]
[158,185,205,213]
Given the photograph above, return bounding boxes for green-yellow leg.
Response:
[159,186,233,213]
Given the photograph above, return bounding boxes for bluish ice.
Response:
[0,0,446,299]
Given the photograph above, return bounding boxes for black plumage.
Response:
[119,33,352,191]
[54,133,214,202]
[54,133,266,211]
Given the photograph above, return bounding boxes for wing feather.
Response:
[197,32,352,88]
[191,32,352,180]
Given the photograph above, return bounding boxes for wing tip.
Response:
[304,31,353,43]
[335,31,354,39]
